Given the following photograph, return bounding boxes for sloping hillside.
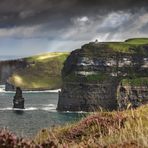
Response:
[8,52,69,90]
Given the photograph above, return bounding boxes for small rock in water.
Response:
[13,87,25,109]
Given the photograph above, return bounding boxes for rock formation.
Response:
[117,83,147,109]
[13,87,25,109]
[57,38,148,111]
[5,82,15,91]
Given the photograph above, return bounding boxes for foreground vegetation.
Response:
[0,105,148,147]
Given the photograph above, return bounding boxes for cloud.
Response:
[0,0,147,28]
[0,25,41,38]
[140,23,148,33]
[0,0,148,58]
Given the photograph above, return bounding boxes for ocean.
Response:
[0,85,85,137]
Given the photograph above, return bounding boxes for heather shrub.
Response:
[0,129,57,148]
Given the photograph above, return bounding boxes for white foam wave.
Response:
[23,89,61,93]
[41,104,57,111]
[24,107,38,111]
[0,105,86,113]
[44,104,56,107]
[0,107,12,111]
[0,107,38,111]
[0,105,57,111]
[41,107,56,112]
[63,111,87,113]
[0,85,61,93]
[0,85,5,93]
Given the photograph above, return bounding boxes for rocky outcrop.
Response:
[57,39,148,111]
[117,84,148,109]
[13,87,24,109]
[5,82,15,91]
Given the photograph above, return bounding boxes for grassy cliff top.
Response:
[122,77,148,86]
[125,38,148,44]
[25,52,69,63]
[9,52,69,90]
[82,38,148,55]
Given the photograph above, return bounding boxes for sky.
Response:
[0,0,148,59]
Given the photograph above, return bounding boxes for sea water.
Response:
[0,85,85,137]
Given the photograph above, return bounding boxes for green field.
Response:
[125,38,148,44]
[108,38,148,53]
[122,77,148,86]
[9,52,69,90]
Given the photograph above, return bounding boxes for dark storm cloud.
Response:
[0,0,147,28]
[0,0,147,41]
[0,0,147,58]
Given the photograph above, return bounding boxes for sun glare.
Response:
[14,75,23,85]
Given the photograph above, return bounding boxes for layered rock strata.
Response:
[57,39,148,111]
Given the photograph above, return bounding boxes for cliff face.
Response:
[58,80,118,111]
[118,85,148,109]
[57,38,148,111]
[0,60,27,84]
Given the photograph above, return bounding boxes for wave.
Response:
[0,107,38,111]
[62,111,88,114]
[0,107,87,113]
[22,89,61,93]
[0,85,61,93]
[0,104,57,112]
[0,85,5,93]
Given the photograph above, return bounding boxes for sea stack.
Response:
[13,87,25,109]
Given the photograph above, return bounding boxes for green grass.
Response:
[122,77,148,86]
[9,52,69,90]
[85,73,108,82]
[25,52,69,63]
[82,38,148,55]
[107,42,135,53]
[125,38,148,44]
[64,72,109,83]
[108,38,148,54]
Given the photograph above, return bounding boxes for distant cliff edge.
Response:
[57,38,148,111]
[0,52,69,91]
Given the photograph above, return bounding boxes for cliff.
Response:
[0,60,27,84]
[0,52,69,90]
[57,38,148,111]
